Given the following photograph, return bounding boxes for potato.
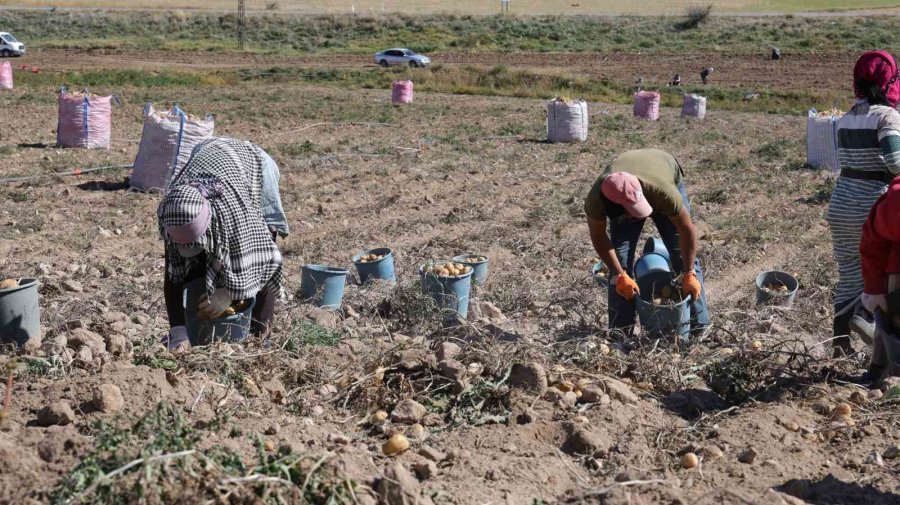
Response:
[660,285,674,299]
[371,410,389,424]
[832,403,852,419]
[0,279,18,290]
[782,420,800,432]
[573,415,589,424]
[681,452,699,469]
[382,433,410,456]
[557,381,574,393]
[751,340,763,351]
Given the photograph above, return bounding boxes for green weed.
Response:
[283,321,339,350]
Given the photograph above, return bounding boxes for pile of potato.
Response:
[815,108,844,117]
[358,253,385,263]
[426,262,472,277]
[763,282,789,295]
[652,284,680,306]
[462,256,487,264]
[0,279,19,290]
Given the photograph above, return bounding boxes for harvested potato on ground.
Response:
[371,410,388,424]
[0,279,18,290]
[382,433,410,456]
[831,403,852,420]
[681,452,699,469]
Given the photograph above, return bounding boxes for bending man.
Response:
[585,149,709,336]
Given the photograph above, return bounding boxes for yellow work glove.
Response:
[682,271,702,300]
[615,273,640,301]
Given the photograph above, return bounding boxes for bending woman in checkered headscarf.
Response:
[158,137,290,350]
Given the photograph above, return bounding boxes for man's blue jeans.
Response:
[606,183,710,334]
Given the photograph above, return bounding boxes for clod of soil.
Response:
[36,401,76,427]
[391,399,427,424]
[378,462,430,505]
[382,434,411,456]
[407,424,427,441]
[91,384,125,413]
[509,362,548,392]
[681,452,699,469]
[419,445,447,463]
[563,424,610,456]
[414,460,439,480]
[738,447,758,464]
[0,279,18,290]
[438,359,467,381]
[435,341,461,361]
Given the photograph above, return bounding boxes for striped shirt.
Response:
[836,100,900,173]
[826,100,900,306]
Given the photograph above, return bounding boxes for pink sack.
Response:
[0,62,12,90]
[56,90,112,149]
[391,80,414,105]
[633,91,660,120]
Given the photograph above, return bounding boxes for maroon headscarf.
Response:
[854,50,900,107]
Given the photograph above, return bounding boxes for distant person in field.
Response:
[157,138,290,351]
[668,74,681,87]
[700,67,713,84]
[827,50,900,357]
[584,149,709,337]
[860,177,900,384]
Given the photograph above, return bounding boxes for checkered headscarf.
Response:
[158,137,283,300]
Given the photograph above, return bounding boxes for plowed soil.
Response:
[0,54,898,505]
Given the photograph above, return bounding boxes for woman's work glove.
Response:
[198,288,232,320]
[682,271,702,300]
[162,325,190,352]
[614,273,640,301]
[861,293,888,314]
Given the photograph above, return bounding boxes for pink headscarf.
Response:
[854,50,900,107]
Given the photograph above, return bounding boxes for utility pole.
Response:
[238,0,246,50]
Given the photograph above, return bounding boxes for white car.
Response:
[374,48,431,68]
[0,32,25,57]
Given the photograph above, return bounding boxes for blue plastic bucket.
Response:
[635,288,691,338]
[634,252,671,279]
[451,254,489,286]
[353,247,396,284]
[591,261,609,288]
[419,262,474,319]
[183,278,255,346]
[0,278,41,347]
[755,270,798,307]
[301,265,349,310]
[642,237,670,261]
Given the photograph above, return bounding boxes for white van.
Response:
[0,32,26,57]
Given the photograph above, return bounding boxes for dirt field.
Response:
[1,45,899,505]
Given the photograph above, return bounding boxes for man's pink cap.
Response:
[601,172,653,219]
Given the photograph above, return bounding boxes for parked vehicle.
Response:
[0,32,25,57]
[373,48,431,68]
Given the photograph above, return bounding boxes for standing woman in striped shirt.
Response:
[827,50,900,357]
